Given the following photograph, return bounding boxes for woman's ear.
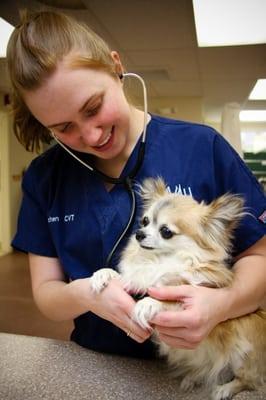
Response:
[111,51,124,77]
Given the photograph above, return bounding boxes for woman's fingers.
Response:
[123,318,152,343]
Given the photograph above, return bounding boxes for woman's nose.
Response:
[79,123,103,146]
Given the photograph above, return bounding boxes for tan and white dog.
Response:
[90,178,266,400]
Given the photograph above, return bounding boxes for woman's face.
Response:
[23,61,133,161]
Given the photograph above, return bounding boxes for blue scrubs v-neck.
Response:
[89,133,144,269]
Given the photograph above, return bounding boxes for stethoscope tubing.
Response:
[50,72,148,265]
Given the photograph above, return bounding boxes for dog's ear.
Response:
[140,177,167,206]
[203,193,245,247]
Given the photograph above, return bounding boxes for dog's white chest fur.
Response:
[119,248,191,293]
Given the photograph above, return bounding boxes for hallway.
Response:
[0,251,73,340]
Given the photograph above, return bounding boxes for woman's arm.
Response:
[29,253,150,342]
[147,236,266,349]
[225,235,266,314]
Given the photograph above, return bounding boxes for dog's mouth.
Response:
[140,244,155,250]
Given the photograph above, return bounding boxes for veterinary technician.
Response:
[7,11,266,358]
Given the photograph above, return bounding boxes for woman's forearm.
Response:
[33,278,93,321]
[33,276,150,342]
[221,254,266,322]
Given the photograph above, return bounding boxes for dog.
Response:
[90,177,266,400]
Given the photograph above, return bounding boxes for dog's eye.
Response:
[159,225,174,239]
[142,216,150,227]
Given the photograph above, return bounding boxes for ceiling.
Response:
[0,0,265,122]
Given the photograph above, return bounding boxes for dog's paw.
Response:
[211,384,234,400]
[132,297,163,329]
[90,268,120,293]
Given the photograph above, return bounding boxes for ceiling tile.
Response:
[82,0,196,50]
[198,45,266,79]
[126,49,200,80]
[152,80,202,97]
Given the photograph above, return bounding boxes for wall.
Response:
[149,96,203,124]
[206,119,266,153]
[240,122,266,153]
[0,110,11,254]
[131,93,204,124]
[0,105,37,255]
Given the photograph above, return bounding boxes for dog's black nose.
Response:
[135,230,146,242]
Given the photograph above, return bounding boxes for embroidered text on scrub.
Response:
[48,215,75,223]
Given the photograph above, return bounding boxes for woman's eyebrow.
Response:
[78,92,103,113]
[47,92,104,129]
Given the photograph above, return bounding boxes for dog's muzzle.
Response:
[135,229,146,242]
[135,230,155,250]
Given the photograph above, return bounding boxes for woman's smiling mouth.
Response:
[94,126,115,151]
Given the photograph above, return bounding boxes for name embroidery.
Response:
[166,184,193,196]
[48,214,75,223]
[47,183,192,224]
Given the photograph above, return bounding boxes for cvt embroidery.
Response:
[48,214,75,223]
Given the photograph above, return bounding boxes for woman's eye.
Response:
[159,225,174,239]
[142,216,150,227]
[85,103,101,117]
[59,123,72,133]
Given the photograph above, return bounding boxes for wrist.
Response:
[216,287,235,323]
[70,278,93,312]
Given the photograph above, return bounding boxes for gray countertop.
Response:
[0,333,265,400]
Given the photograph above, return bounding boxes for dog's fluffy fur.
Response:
[90,178,266,400]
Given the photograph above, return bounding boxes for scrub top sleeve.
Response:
[212,133,266,256]
[12,167,57,257]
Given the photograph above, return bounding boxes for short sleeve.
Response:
[12,164,57,257]
[213,133,266,255]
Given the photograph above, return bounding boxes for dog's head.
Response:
[135,178,244,260]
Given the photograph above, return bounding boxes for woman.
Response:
[7,10,266,358]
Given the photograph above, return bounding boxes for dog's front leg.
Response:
[132,297,164,329]
[90,268,120,293]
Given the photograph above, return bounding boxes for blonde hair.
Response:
[7,10,119,152]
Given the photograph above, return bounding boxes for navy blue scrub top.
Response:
[12,115,266,358]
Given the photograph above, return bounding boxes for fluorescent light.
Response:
[192,0,266,47]
[240,110,266,122]
[0,17,14,58]
[249,79,266,100]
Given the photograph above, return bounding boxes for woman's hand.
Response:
[81,277,152,343]
[29,254,150,342]
[147,238,266,349]
[147,285,228,349]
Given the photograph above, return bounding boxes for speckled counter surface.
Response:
[0,333,265,400]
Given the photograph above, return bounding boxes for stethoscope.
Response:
[50,73,148,267]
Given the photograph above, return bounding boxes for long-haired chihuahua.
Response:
[90,178,266,400]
